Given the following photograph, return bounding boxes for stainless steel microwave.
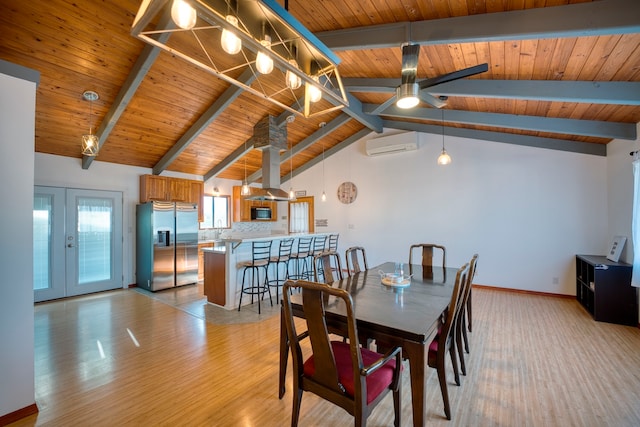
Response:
[251,206,272,220]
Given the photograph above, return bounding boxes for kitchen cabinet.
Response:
[204,249,226,306]
[139,175,168,202]
[140,175,204,222]
[232,186,277,222]
[189,180,204,222]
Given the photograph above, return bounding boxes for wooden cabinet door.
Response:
[169,179,189,202]
[232,186,252,222]
[140,175,168,203]
[189,180,204,222]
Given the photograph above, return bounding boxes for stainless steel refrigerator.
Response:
[136,201,199,291]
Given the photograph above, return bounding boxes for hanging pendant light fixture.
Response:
[319,122,327,202]
[288,143,295,200]
[133,0,349,118]
[255,24,273,75]
[307,75,322,103]
[221,1,241,55]
[437,109,452,166]
[81,90,100,157]
[171,0,197,30]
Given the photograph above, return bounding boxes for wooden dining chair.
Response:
[456,254,479,376]
[345,246,369,276]
[409,244,446,278]
[282,280,403,427]
[428,262,469,420]
[313,251,344,284]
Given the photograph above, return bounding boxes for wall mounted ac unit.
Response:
[365,131,418,156]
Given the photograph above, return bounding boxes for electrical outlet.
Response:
[348,224,355,229]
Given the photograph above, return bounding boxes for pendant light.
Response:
[255,29,273,74]
[81,90,100,157]
[221,1,241,55]
[285,45,301,90]
[171,0,197,30]
[307,75,322,103]
[437,109,451,166]
[288,143,295,200]
[319,122,327,202]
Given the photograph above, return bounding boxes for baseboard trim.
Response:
[128,283,137,288]
[0,403,38,426]
[472,283,574,299]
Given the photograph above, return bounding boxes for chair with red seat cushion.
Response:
[282,280,402,427]
[427,262,470,420]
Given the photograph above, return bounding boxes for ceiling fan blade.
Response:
[419,92,447,109]
[418,63,489,90]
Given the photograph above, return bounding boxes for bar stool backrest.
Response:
[249,240,272,265]
[326,234,339,252]
[294,237,313,257]
[275,238,295,260]
[311,235,327,255]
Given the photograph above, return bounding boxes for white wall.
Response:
[0,69,36,417]
[287,130,609,295]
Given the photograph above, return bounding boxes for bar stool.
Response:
[309,235,328,281]
[288,237,313,280]
[326,233,340,277]
[268,238,294,302]
[237,240,273,314]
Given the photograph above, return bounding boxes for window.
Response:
[200,195,230,229]
[289,196,315,233]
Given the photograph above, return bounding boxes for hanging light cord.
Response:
[441,109,445,150]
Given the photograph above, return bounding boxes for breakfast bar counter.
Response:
[202,233,331,310]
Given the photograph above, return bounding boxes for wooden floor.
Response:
[10,284,640,427]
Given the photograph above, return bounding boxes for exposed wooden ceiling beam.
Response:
[283,127,373,182]
[344,79,640,106]
[317,0,640,51]
[383,120,607,156]
[370,104,637,140]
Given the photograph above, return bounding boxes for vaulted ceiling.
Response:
[2,0,639,186]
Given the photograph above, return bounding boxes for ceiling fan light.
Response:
[437,149,451,166]
[171,0,197,30]
[221,15,241,55]
[286,58,302,90]
[255,35,273,74]
[396,83,419,109]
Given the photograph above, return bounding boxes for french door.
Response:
[33,186,123,302]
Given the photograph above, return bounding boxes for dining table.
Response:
[278,262,459,427]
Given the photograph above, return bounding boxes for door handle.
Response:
[67,243,74,248]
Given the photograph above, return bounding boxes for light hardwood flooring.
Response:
[10,284,640,426]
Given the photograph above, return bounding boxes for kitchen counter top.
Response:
[215,232,329,244]
[201,246,226,254]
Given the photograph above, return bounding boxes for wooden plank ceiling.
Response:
[1,0,639,185]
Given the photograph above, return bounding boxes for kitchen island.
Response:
[202,233,331,310]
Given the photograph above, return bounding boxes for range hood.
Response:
[245,116,294,202]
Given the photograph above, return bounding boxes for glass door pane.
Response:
[34,186,65,302]
[66,189,123,297]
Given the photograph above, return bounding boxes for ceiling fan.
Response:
[393,43,488,110]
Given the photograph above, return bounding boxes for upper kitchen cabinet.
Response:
[140,175,204,222]
[139,175,168,202]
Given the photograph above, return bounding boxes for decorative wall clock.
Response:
[337,181,357,204]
